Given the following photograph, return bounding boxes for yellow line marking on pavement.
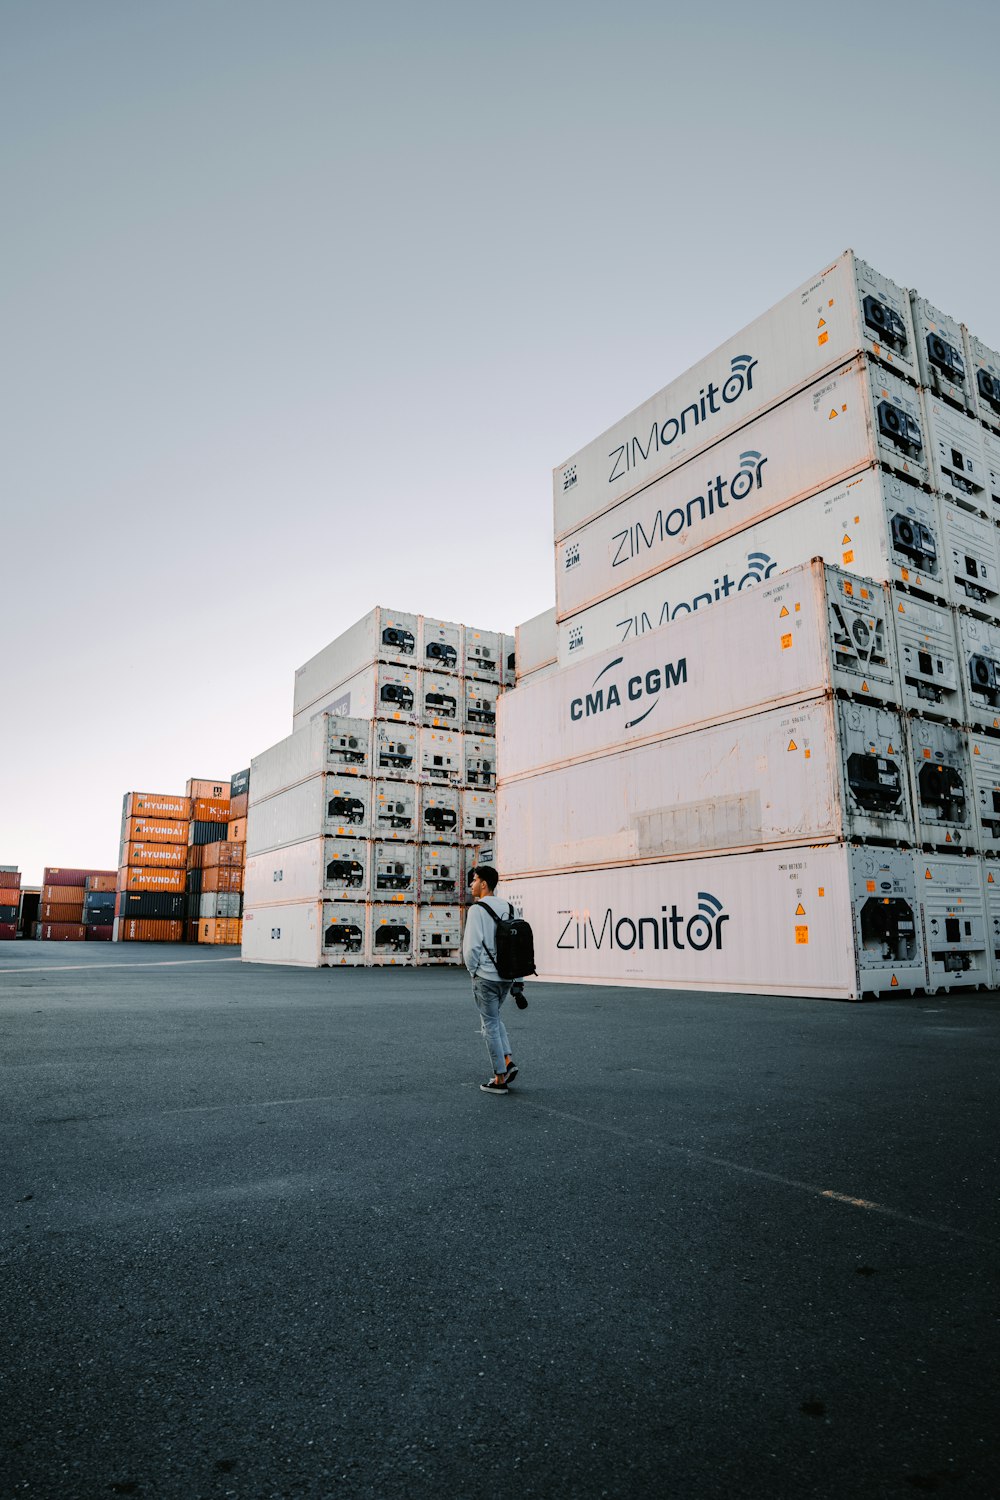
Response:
[0,959,242,973]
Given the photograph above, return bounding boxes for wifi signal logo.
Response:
[723,355,757,404]
[730,449,767,500]
[689,891,729,951]
[742,551,778,586]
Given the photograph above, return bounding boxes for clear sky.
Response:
[2,0,998,884]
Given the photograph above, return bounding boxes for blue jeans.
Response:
[472,974,512,1076]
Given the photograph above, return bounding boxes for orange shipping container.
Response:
[122,817,189,846]
[186,844,205,870]
[227,818,247,844]
[203,840,243,869]
[229,793,248,819]
[41,884,84,906]
[124,792,192,820]
[187,779,230,800]
[201,865,243,893]
[85,873,118,892]
[120,841,188,870]
[41,902,88,922]
[39,922,86,940]
[117,918,184,942]
[118,866,186,893]
[192,798,231,822]
[198,918,241,945]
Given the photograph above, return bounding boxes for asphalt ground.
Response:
[1,945,998,1500]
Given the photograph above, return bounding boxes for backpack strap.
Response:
[474,899,513,967]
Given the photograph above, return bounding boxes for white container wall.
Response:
[293,607,419,719]
[418,727,464,785]
[557,469,942,665]
[250,716,372,804]
[419,618,462,673]
[464,736,496,789]
[369,904,415,965]
[909,295,973,414]
[915,854,989,991]
[501,561,899,784]
[321,902,370,965]
[242,903,322,967]
[372,842,418,901]
[922,394,989,511]
[962,327,1000,432]
[463,678,499,732]
[515,608,558,681]
[463,627,503,681]
[957,613,1000,732]
[554,251,918,542]
[905,718,975,851]
[419,784,461,843]
[967,733,1000,855]
[497,697,912,878]
[374,722,419,778]
[415,905,463,964]
[505,843,926,999]
[892,596,962,722]
[371,779,419,841]
[418,845,464,903]
[246,776,370,854]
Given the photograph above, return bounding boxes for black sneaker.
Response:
[480,1075,509,1094]
[504,1061,519,1085]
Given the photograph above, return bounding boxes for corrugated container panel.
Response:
[243,838,369,906]
[199,892,242,919]
[85,925,113,941]
[201,865,244,894]
[43,902,87,922]
[192,798,231,823]
[188,821,229,846]
[229,794,249,820]
[515,608,557,681]
[0,904,19,923]
[241,902,322,966]
[116,919,184,942]
[119,866,186,893]
[186,779,230,800]
[230,768,251,800]
[44,867,110,887]
[117,893,186,920]
[39,922,87,940]
[203,840,244,868]
[0,869,23,889]
[498,697,914,878]
[505,843,925,998]
[41,884,84,906]
[121,817,189,846]
[555,250,918,542]
[250,715,372,803]
[197,918,241,945]
[0,922,17,939]
[227,818,247,844]
[124,793,192,820]
[85,873,118,892]
[916,854,989,991]
[556,469,942,667]
[293,607,419,718]
[415,905,463,964]
[501,560,899,784]
[120,840,188,869]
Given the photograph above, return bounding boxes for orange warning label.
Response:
[925,868,933,880]
[795,903,806,916]
[795,926,809,944]
[842,534,851,545]
[787,740,798,752]
[817,317,826,328]
[779,605,790,618]
[974,744,981,754]
[861,681,870,693]
[818,332,829,346]
[843,551,854,564]
[781,633,793,650]
[866,880,876,893]
[891,976,899,988]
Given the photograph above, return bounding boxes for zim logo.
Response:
[558,892,729,953]
[569,653,688,730]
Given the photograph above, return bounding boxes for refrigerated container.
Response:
[322,902,369,964]
[293,607,419,719]
[515,608,558,683]
[415,905,462,964]
[419,618,462,673]
[244,837,370,906]
[418,845,462,903]
[246,775,372,855]
[292,661,422,731]
[241,903,322,966]
[905,717,974,851]
[502,560,900,783]
[463,627,503,682]
[373,722,418,778]
[962,327,1000,432]
[957,612,1000,732]
[967,733,1000,855]
[910,294,973,414]
[419,784,460,843]
[464,736,496,790]
[372,841,417,899]
[555,250,919,542]
[421,672,462,727]
[497,697,913,878]
[372,778,418,840]
[891,595,962,721]
[369,904,414,964]
[505,843,925,999]
[463,678,498,732]
[250,715,372,803]
[915,854,988,991]
[938,500,1000,615]
[557,470,942,666]
[461,789,497,843]
[418,727,463,785]
[922,394,989,511]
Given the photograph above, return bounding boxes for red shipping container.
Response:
[41,902,88,922]
[120,841,188,870]
[39,923,87,940]
[41,884,85,906]
[122,817,189,846]
[124,792,192,820]
[192,798,231,823]
[0,922,16,939]
[118,867,186,893]
[0,870,21,889]
[44,867,108,887]
[86,925,113,941]
[85,873,118,892]
[116,918,184,942]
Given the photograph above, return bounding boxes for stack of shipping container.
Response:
[502,248,1000,998]
[0,867,20,939]
[184,777,235,945]
[117,792,191,942]
[242,609,513,966]
[39,867,117,940]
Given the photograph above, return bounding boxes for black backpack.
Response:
[477,900,537,981]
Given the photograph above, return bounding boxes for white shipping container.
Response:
[374,722,419,779]
[415,905,463,964]
[372,842,417,901]
[515,607,558,681]
[199,892,242,919]
[464,678,499,733]
[497,697,913,878]
[557,470,940,667]
[938,500,1000,615]
[460,788,497,843]
[983,866,1000,987]
[923,394,989,511]
[983,427,1000,510]
[505,843,926,999]
[421,672,463,728]
[246,775,370,854]
[962,327,1000,433]
[957,613,1000,732]
[418,844,463,903]
[244,838,370,906]
[501,634,516,688]
[556,359,928,620]
[419,784,460,843]
[464,735,496,790]
[501,560,899,783]
[892,595,962,722]
[293,607,419,718]
[463,627,502,682]
[371,779,418,841]
[419,617,462,674]
[295,661,422,729]
[249,716,371,805]
[241,902,323,967]
[967,734,1000,856]
[905,717,974,852]
[321,902,369,965]
[370,904,414,965]
[554,250,918,542]
[910,295,973,415]
[915,854,988,991]
[418,727,464,785]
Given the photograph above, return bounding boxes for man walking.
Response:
[464,864,518,1095]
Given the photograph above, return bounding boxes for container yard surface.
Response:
[1,947,998,1500]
